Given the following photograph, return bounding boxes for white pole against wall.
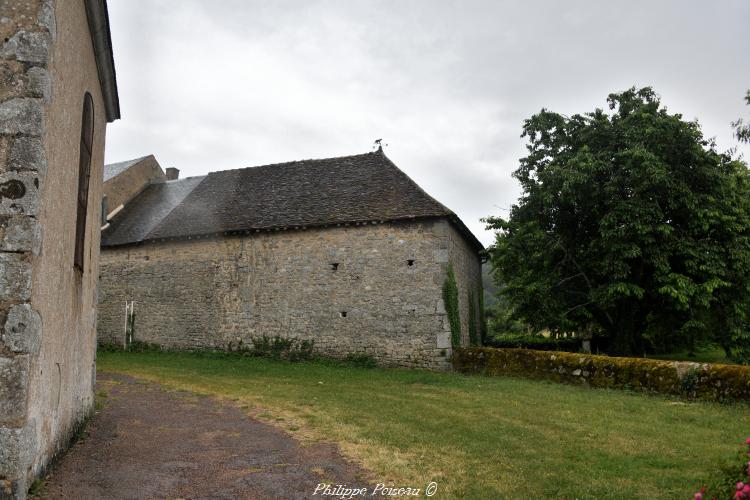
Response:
[123,301,128,348]
[124,300,135,348]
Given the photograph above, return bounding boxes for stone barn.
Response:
[0,0,119,497]
[97,149,483,369]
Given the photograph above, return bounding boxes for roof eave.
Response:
[84,0,120,122]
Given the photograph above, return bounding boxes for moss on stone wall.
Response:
[442,264,461,347]
[478,286,486,346]
[468,289,478,346]
[452,347,750,402]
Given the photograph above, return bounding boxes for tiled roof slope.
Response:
[102,150,483,251]
[103,155,151,181]
[101,176,205,247]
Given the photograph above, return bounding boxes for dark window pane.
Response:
[74,93,94,271]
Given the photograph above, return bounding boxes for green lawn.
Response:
[97,351,748,499]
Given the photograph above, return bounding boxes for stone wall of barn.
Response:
[97,219,482,370]
[0,0,110,496]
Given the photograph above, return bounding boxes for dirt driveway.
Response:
[39,373,370,499]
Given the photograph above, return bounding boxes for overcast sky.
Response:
[105,0,750,246]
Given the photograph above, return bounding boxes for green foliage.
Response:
[478,285,487,345]
[485,87,750,359]
[486,332,581,352]
[442,264,461,347]
[468,289,479,346]
[343,353,378,368]
[453,347,750,402]
[733,89,750,143]
[699,438,750,499]
[28,479,45,496]
[233,335,315,361]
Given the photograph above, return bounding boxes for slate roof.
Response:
[103,155,151,182]
[101,176,205,247]
[101,150,483,251]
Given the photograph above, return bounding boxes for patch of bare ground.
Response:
[38,373,371,499]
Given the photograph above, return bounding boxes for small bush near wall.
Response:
[485,333,582,352]
[228,336,315,361]
[453,347,750,402]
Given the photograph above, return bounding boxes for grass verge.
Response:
[97,350,748,499]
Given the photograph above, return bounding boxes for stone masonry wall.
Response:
[103,155,165,218]
[442,220,484,346]
[98,219,482,370]
[0,1,109,497]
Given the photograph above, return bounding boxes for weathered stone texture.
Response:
[0,355,29,427]
[0,98,43,136]
[8,137,46,174]
[0,171,40,216]
[99,219,482,369]
[0,30,50,65]
[0,216,40,254]
[0,421,34,499]
[0,253,30,301]
[2,304,41,354]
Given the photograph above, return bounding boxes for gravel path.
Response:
[40,373,370,499]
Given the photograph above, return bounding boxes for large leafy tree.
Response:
[485,87,750,359]
[733,89,750,144]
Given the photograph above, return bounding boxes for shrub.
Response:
[452,347,750,402]
[240,335,314,361]
[695,437,750,499]
[343,353,378,368]
[485,333,581,352]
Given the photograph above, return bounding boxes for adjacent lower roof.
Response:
[101,149,483,251]
[103,155,150,181]
[101,176,205,246]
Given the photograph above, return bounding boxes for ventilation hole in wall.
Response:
[144,256,150,261]
[330,262,339,271]
[407,259,415,266]
[340,311,348,318]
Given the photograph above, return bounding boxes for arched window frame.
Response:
[74,93,94,272]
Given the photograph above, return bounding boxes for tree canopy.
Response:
[485,87,750,360]
[733,89,750,144]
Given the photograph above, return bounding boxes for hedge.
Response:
[484,333,582,352]
[452,347,750,402]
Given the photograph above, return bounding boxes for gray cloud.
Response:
[106,0,750,246]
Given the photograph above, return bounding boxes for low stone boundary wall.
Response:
[452,347,750,402]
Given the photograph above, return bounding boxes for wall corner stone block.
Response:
[0,355,30,427]
[0,31,50,65]
[0,216,41,254]
[0,171,40,216]
[0,98,43,136]
[9,137,46,175]
[2,304,41,354]
[0,253,31,301]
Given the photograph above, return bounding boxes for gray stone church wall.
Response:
[1,1,111,497]
[98,219,482,370]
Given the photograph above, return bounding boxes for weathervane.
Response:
[373,138,388,151]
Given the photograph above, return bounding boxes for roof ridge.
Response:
[104,154,152,168]
[206,150,379,176]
